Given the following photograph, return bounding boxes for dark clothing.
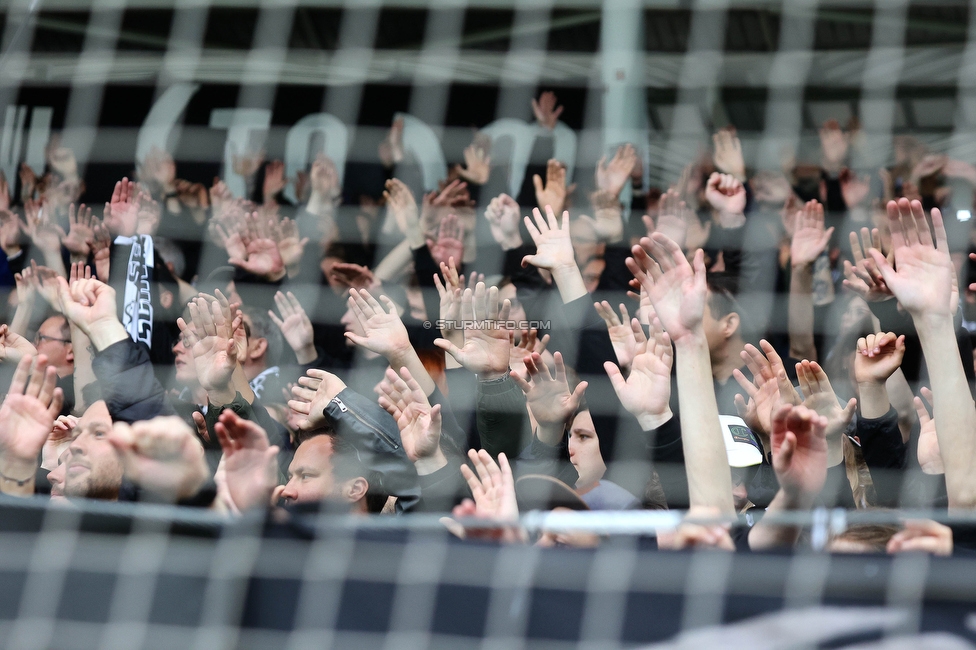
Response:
[324,387,421,512]
[854,407,908,507]
[92,338,174,423]
[475,374,532,459]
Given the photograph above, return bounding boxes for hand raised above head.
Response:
[869,198,954,319]
[625,233,706,345]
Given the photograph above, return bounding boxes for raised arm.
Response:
[269,290,317,365]
[521,205,587,304]
[748,404,828,550]
[626,234,734,514]
[344,287,436,396]
[377,367,448,476]
[0,355,63,496]
[869,198,976,508]
[788,200,833,362]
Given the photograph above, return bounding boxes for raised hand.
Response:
[508,328,551,380]
[712,127,746,181]
[457,139,491,185]
[790,199,833,268]
[108,416,209,502]
[226,212,286,279]
[604,318,673,428]
[135,190,162,236]
[770,404,828,505]
[521,205,576,272]
[384,177,422,243]
[532,91,563,129]
[344,288,412,359]
[210,409,279,510]
[433,258,464,346]
[854,332,906,385]
[0,354,63,495]
[0,208,22,257]
[914,387,943,475]
[104,177,140,237]
[89,221,112,282]
[733,369,780,440]
[734,340,802,433]
[626,233,706,344]
[427,212,464,267]
[23,199,61,254]
[231,145,264,180]
[30,260,61,310]
[819,119,849,174]
[179,296,240,393]
[532,159,572,215]
[484,193,523,250]
[434,282,512,380]
[511,351,587,445]
[647,188,695,250]
[583,189,624,244]
[269,290,316,364]
[869,198,953,318]
[209,178,234,219]
[273,216,309,271]
[843,227,894,303]
[451,449,524,543]
[330,262,376,291]
[594,301,644,373]
[704,172,747,225]
[62,203,95,257]
[56,277,123,350]
[377,367,446,472]
[288,368,348,432]
[0,324,36,363]
[596,144,637,197]
[795,360,856,438]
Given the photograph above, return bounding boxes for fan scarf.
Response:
[115,235,154,348]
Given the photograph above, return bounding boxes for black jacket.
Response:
[92,338,175,423]
[324,387,421,513]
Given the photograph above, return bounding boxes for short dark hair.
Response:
[43,314,71,341]
[241,304,284,366]
[705,271,740,320]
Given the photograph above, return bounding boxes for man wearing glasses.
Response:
[34,316,74,379]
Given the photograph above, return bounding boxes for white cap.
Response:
[719,415,763,468]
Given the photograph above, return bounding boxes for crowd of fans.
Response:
[1,90,975,557]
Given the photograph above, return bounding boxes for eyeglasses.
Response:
[36,335,71,345]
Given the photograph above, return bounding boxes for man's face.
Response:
[172,336,197,384]
[279,436,338,504]
[567,410,605,490]
[35,317,73,377]
[64,401,124,500]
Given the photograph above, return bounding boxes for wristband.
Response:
[478,371,512,384]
